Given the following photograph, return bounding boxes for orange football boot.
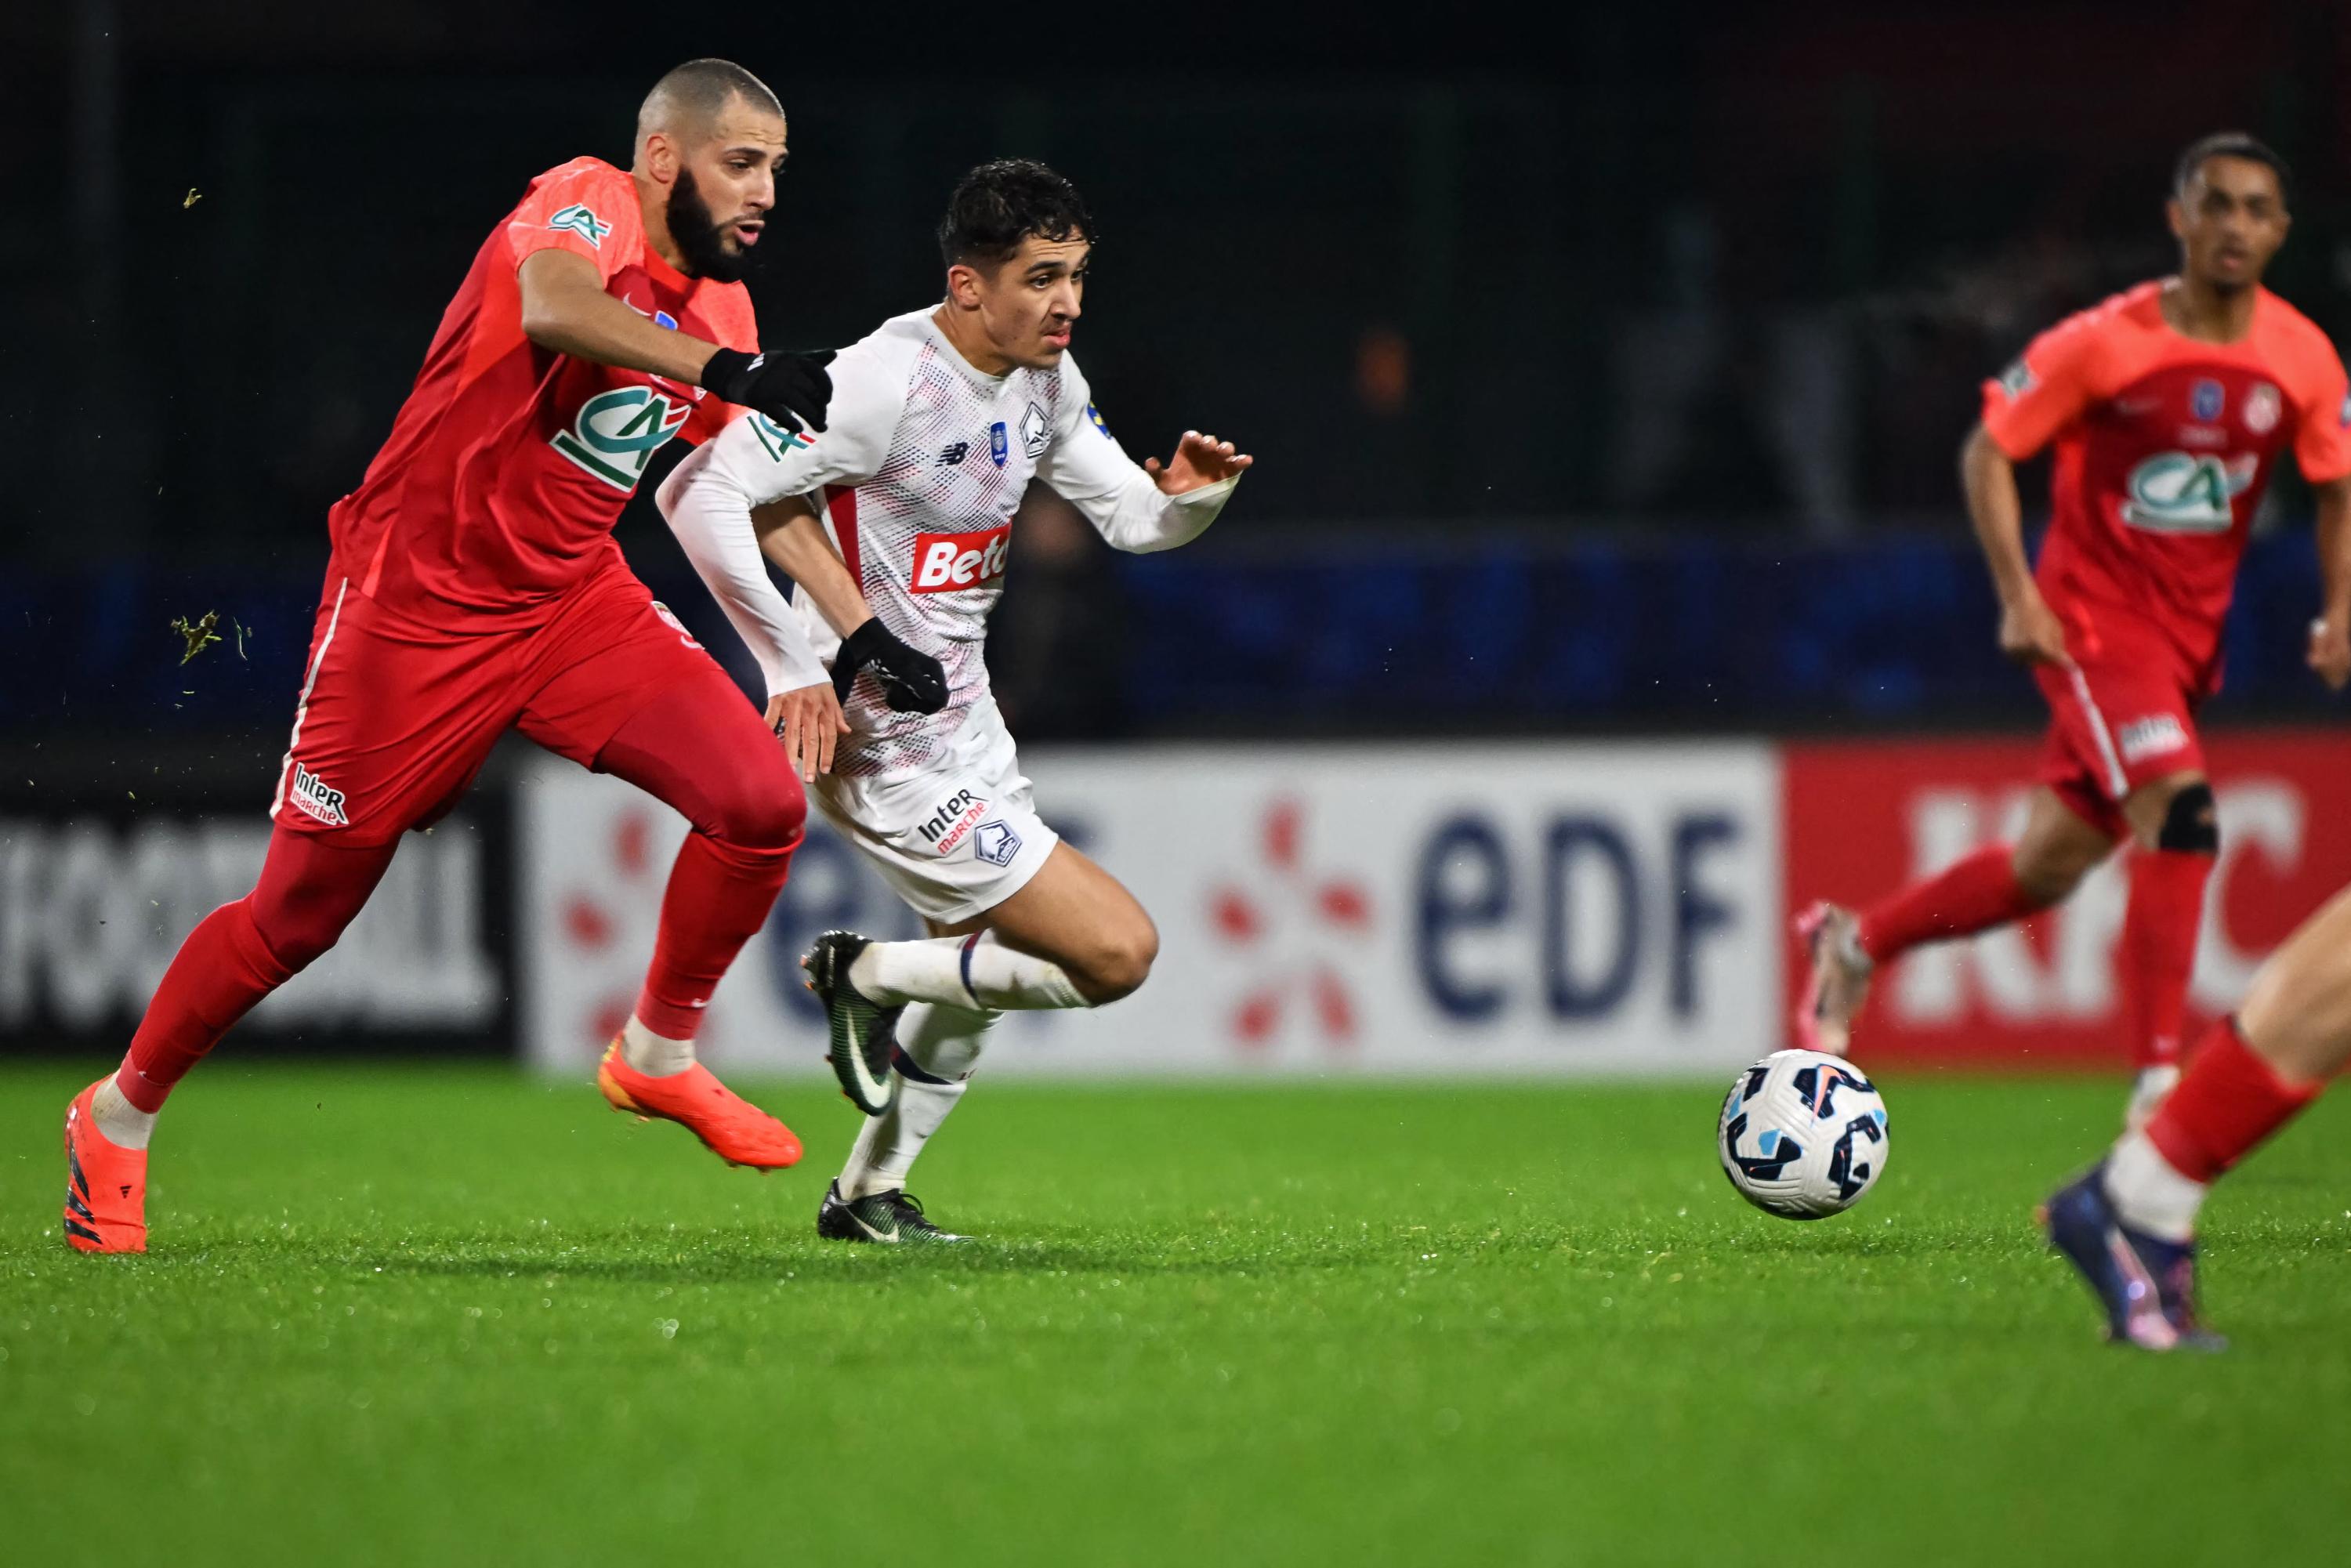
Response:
[596,1042,802,1169]
[63,1079,148,1254]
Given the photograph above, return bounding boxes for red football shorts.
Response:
[2031,615,2207,840]
[270,559,737,846]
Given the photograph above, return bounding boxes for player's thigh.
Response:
[939,841,1159,990]
[272,578,518,847]
[516,586,802,849]
[2011,785,2120,900]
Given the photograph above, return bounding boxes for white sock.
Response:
[848,933,1088,1011]
[620,1015,696,1077]
[839,1002,998,1200]
[2103,1130,2208,1242]
[92,1076,157,1151]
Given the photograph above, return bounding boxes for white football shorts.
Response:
[807,699,1059,925]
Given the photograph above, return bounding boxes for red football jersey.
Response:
[1981,280,2351,685]
[327,158,758,627]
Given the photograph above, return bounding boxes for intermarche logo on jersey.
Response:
[911,525,1012,595]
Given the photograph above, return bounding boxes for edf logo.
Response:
[1413,810,1747,1023]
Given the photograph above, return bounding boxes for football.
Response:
[1718,1049,1891,1219]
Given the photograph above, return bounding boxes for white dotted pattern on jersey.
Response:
[826,339,1066,777]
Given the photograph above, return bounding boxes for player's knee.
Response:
[2154,782,2219,855]
[248,883,363,973]
[705,766,807,854]
[1074,919,1158,1004]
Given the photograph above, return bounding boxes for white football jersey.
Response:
[661,306,1237,778]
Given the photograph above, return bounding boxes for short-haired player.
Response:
[658,159,1249,1243]
[1795,133,2351,1130]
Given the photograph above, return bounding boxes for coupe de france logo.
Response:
[550,386,692,492]
[546,204,613,249]
[2190,378,2225,423]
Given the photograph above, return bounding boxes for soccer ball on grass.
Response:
[1717,1048,1889,1219]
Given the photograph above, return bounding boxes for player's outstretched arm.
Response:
[1041,407,1252,555]
[520,249,729,385]
[754,498,875,636]
[518,251,831,433]
[1960,422,2072,670]
[2307,476,2351,690]
[754,502,947,717]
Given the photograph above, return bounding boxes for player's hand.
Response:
[2308,616,2351,691]
[832,617,949,715]
[766,680,849,781]
[1145,430,1253,495]
[701,347,835,434]
[1997,589,2074,671]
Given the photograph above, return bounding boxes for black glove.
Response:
[701,347,835,434]
[833,617,949,715]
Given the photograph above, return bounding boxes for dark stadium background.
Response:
[2,0,2348,1062]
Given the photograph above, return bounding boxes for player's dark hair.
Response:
[639,58,783,139]
[937,160,1095,270]
[2173,131,2291,204]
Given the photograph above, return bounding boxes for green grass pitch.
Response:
[4,1063,2349,1565]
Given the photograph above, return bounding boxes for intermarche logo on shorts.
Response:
[918,788,991,856]
[911,525,1012,596]
[289,762,349,827]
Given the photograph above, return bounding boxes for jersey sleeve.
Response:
[1980,312,2106,461]
[1035,357,1239,553]
[504,161,643,286]
[654,342,906,698]
[2288,339,2351,485]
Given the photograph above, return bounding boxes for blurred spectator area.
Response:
[9,0,2351,561]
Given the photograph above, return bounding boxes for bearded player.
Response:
[659,160,1250,1244]
[59,60,942,1255]
[1796,133,2351,1129]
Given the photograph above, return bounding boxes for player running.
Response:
[60,60,890,1255]
[1795,132,2351,1128]
[658,159,1249,1244]
[2042,876,2351,1350]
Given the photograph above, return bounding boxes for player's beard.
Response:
[668,168,758,284]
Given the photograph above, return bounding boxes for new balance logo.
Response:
[289,762,349,827]
[937,442,970,466]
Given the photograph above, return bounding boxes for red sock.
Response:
[1856,844,2044,964]
[633,831,797,1039]
[595,672,807,1043]
[2120,849,2212,1069]
[115,899,295,1112]
[116,827,392,1112]
[2143,1016,2320,1182]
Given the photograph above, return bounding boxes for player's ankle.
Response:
[2103,1130,2205,1242]
[620,1015,696,1077]
[92,1075,159,1151]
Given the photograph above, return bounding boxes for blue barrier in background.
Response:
[3,530,2342,740]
